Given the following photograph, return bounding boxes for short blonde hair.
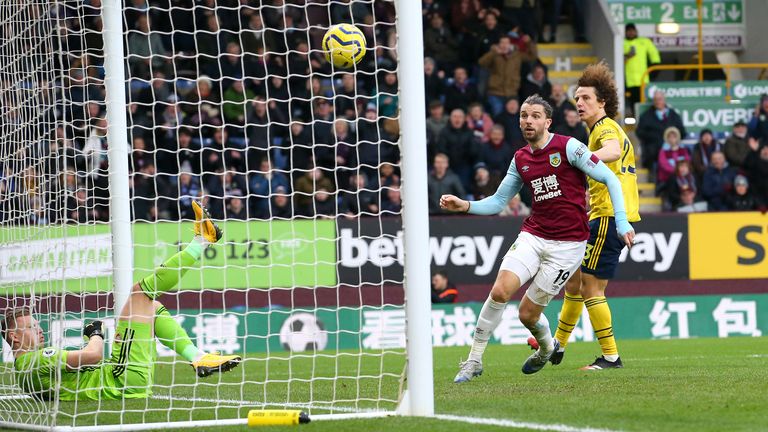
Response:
[1,307,33,344]
[664,126,681,142]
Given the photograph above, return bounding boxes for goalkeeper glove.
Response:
[83,320,104,340]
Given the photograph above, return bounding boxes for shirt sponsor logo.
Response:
[549,152,561,168]
[42,348,56,358]
[531,174,563,202]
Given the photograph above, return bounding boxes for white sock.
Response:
[528,313,554,354]
[468,296,506,363]
[604,354,619,362]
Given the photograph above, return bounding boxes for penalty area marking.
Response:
[434,414,622,432]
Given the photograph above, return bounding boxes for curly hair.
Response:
[577,61,619,119]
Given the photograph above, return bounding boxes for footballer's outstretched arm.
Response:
[566,138,635,247]
[440,158,523,214]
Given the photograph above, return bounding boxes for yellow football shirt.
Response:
[587,116,641,222]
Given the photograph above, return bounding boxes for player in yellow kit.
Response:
[529,62,640,369]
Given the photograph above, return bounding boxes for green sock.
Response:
[155,305,200,362]
[139,238,203,299]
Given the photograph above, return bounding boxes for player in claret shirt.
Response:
[442,95,634,382]
[2,202,240,401]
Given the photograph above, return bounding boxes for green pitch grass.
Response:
[19,337,767,432]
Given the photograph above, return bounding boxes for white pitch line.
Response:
[434,414,622,432]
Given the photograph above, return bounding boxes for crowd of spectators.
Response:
[637,90,768,213]
[1,0,764,228]
[2,0,404,224]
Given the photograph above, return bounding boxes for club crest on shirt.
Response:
[42,347,56,358]
[521,165,530,172]
[549,152,561,167]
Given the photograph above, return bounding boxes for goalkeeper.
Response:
[2,202,241,401]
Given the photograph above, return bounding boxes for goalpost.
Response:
[0,0,432,430]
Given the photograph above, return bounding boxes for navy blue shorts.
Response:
[581,217,624,280]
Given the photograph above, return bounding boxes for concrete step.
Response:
[635,167,650,183]
[639,196,661,206]
[537,42,593,52]
[638,182,656,197]
[640,203,663,214]
[540,55,598,65]
[548,70,583,79]
[639,195,663,214]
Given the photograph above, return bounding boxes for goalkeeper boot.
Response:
[529,337,566,365]
[453,359,483,383]
[522,340,560,375]
[580,356,623,371]
[192,352,242,378]
[192,201,223,244]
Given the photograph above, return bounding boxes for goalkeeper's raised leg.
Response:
[130,201,241,379]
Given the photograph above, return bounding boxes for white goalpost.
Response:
[0,0,432,430]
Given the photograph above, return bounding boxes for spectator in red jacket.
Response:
[657,127,691,184]
[431,270,458,304]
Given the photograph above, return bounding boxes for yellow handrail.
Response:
[639,63,768,103]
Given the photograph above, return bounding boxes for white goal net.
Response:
[0,0,430,430]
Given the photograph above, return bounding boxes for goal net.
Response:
[0,0,430,430]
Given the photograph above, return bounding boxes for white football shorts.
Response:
[499,231,587,306]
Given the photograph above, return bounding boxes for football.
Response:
[279,313,328,352]
[322,23,366,68]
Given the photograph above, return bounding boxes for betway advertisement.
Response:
[337,215,688,285]
[6,293,762,361]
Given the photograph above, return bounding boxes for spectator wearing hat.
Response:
[431,270,458,304]
[657,127,690,185]
[724,120,753,170]
[637,90,686,181]
[624,23,660,114]
[726,175,761,211]
[748,94,768,142]
[701,151,737,211]
[691,129,723,183]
